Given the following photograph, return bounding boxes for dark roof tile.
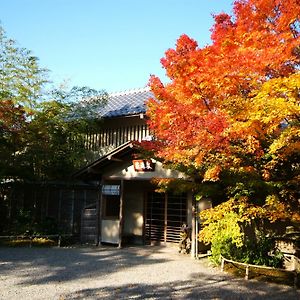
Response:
[98,88,153,118]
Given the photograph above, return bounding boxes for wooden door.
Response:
[145,192,187,244]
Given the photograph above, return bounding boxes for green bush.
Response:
[242,233,283,268]
[199,198,284,268]
[34,217,59,235]
[209,231,283,268]
[210,236,241,265]
[10,209,59,235]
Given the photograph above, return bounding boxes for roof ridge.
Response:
[109,87,150,97]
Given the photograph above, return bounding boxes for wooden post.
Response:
[33,188,37,223]
[58,189,62,224]
[97,180,104,246]
[164,193,168,244]
[195,203,199,258]
[191,198,196,258]
[96,181,103,246]
[142,191,147,245]
[118,180,124,248]
[83,190,87,208]
[221,257,225,272]
[71,189,75,234]
[40,185,44,221]
[245,265,249,280]
[46,187,50,217]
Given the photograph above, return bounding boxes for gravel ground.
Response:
[0,245,299,300]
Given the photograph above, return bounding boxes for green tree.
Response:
[22,87,108,180]
[0,25,48,112]
[0,24,108,181]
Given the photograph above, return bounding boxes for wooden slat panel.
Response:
[145,192,187,244]
[81,207,97,243]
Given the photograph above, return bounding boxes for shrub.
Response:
[9,209,59,235]
[242,233,283,268]
[199,198,284,267]
[199,199,244,264]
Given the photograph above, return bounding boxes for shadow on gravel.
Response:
[1,246,299,300]
[0,245,169,285]
[62,273,300,300]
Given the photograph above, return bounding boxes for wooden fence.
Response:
[220,255,299,288]
[0,181,98,237]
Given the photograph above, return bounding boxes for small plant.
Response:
[7,237,56,247]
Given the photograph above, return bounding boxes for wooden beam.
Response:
[191,199,197,259]
[107,155,123,162]
[95,193,99,246]
[142,191,147,245]
[87,167,101,174]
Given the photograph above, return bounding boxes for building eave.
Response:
[73,141,136,179]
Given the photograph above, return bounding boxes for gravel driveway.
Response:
[0,245,299,299]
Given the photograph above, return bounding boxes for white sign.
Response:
[102,185,120,195]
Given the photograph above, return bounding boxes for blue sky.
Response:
[0,0,233,93]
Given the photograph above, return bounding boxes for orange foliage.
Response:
[147,0,300,176]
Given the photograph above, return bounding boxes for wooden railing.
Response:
[220,255,299,288]
[83,124,150,150]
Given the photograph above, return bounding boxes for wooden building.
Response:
[75,88,199,256]
[82,88,152,157]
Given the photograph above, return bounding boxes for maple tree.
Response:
[148,0,299,169]
[146,0,300,260]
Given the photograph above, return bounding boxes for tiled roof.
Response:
[97,87,154,118]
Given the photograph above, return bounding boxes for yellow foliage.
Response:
[249,72,300,132]
[199,195,298,246]
[203,165,222,182]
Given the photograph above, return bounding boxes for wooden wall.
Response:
[83,116,150,152]
[81,207,97,243]
[83,124,150,150]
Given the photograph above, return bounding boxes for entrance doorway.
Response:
[145,192,187,244]
[101,184,121,244]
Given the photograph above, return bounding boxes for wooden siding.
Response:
[83,124,150,151]
[81,207,97,243]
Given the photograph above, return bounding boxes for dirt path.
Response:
[0,245,299,299]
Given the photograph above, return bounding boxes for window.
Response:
[104,195,120,218]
